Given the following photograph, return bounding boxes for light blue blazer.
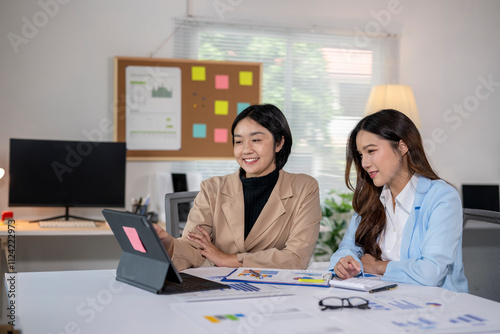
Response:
[329,175,469,293]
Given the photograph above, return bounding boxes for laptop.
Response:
[102,209,230,294]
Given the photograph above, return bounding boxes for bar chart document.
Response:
[126,65,181,150]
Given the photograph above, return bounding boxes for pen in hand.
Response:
[369,284,398,293]
[249,269,263,279]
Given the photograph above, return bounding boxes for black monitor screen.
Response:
[462,184,500,212]
[9,138,126,208]
[172,173,190,222]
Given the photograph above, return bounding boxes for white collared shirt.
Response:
[378,174,419,261]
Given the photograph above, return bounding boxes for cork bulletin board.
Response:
[114,57,262,160]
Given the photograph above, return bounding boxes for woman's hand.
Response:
[361,253,388,275]
[187,226,241,268]
[152,224,174,257]
[334,255,362,279]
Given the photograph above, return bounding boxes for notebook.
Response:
[330,276,398,293]
[102,209,230,294]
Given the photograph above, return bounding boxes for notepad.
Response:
[330,276,398,293]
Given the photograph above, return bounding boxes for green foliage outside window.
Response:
[314,190,354,262]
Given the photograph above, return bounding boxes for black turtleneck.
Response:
[240,168,280,239]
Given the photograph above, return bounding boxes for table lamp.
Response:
[364,84,421,128]
[0,168,4,180]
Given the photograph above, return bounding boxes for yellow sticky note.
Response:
[214,100,229,115]
[192,66,206,81]
[239,71,253,86]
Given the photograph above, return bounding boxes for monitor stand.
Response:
[30,206,96,222]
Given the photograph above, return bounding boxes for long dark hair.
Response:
[231,104,292,170]
[346,109,440,259]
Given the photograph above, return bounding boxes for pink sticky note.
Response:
[123,226,147,253]
[214,128,228,143]
[215,75,229,89]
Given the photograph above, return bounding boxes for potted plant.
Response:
[314,190,354,261]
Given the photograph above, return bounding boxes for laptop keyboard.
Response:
[161,273,230,294]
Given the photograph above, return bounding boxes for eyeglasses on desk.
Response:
[319,297,371,311]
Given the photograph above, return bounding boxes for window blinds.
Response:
[172,18,399,199]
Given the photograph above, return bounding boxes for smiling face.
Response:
[233,117,283,178]
[356,130,410,196]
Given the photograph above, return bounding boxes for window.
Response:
[173,18,399,199]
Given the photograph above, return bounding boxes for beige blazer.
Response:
[171,169,322,271]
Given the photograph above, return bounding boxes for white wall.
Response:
[1,0,499,219]
[398,1,500,184]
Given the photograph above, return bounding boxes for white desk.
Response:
[0,220,121,272]
[0,220,121,274]
[0,220,113,237]
[0,220,114,271]
[7,266,500,334]
[0,220,122,324]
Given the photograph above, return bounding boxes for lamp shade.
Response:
[0,168,4,180]
[364,84,421,128]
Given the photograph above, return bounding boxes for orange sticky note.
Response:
[123,226,147,253]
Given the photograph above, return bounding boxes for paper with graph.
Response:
[222,268,332,287]
[125,65,181,150]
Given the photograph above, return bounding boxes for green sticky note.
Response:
[214,100,229,115]
[192,66,206,81]
[239,71,253,86]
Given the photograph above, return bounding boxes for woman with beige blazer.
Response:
[154,104,322,271]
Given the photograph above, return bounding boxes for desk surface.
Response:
[0,220,112,236]
[8,265,500,334]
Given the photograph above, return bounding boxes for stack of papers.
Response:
[177,266,293,302]
[222,268,332,287]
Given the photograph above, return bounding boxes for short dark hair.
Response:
[231,104,292,170]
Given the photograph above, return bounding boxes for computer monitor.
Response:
[171,173,190,222]
[9,138,126,221]
[462,184,500,212]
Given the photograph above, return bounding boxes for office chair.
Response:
[462,208,500,302]
[463,208,500,227]
[164,191,199,238]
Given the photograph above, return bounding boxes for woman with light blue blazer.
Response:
[329,109,468,293]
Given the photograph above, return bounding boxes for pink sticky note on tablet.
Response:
[123,226,147,253]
